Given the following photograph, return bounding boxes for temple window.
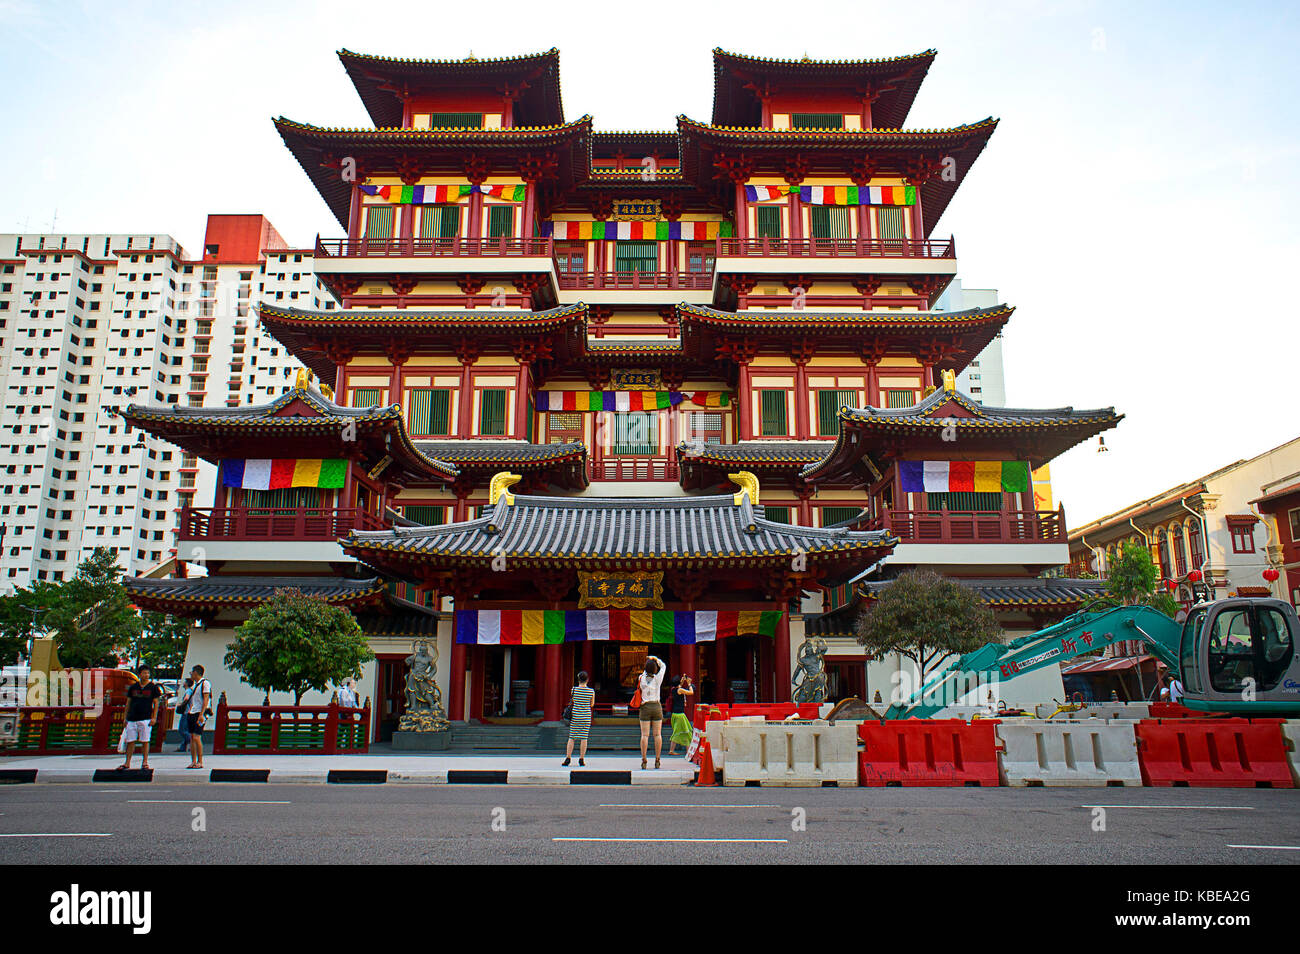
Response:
[554,244,585,273]
[426,112,483,129]
[758,390,788,436]
[243,487,321,511]
[926,491,1003,513]
[875,206,906,241]
[755,206,782,238]
[547,412,582,443]
[816,389,856,436]
[610,411,658,455]
[487,205,515,238]
[821,506,859,527]
[419,205,460,239]
[809,206,851,239]
[790,113,844,129]
[885,388,916,409]
[364,206,395,239]
[614,241,656,274]
[478,388,508,436]
[764,506,791,524]
[402,505,447,526]
[409,388,452,436]
[685,411,723,446]
[686,242,715,273]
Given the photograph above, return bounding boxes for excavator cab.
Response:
[1178,597,1300,713]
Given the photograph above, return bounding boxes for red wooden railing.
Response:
[1,706,172,755]
[178,507,388,542]
[316,236,553,258]
[590,457,679,481]
[556,270,714,290]
[871,509,1065,544]
[715,237,956,259]
[213,699,370,754]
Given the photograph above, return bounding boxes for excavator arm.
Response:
[883,604,1183,719]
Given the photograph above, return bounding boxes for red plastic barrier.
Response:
[1135,719,1293,788]
[857,719,1001,787]
[727,703,821,721]
[1148,702,1229,719]
[692,705,728,732]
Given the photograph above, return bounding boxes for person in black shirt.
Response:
[117,665,162,771]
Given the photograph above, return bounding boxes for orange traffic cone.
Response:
[696,740,717,787]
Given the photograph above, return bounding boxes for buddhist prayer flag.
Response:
[359,183,475,203]
[897,460,1030,494]
[743,185,787,201]
[455,609,781,645]
[220,459,347,490]
[533,391,729,412]
[795,185,916,206]
[540,220,734,241]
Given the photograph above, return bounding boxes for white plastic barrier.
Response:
[719,720,858,787]
[1033,702,1150,721]
[996,721,1142,787]
[1283,721,1300,787]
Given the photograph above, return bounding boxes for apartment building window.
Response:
[478,389,508,436]
[875,206,906,241]
[408,388,451,437]
[419,205,460,239]
[885,389,916,409]
[351,387,385,408]
[487,206,515,238]
[610,411,658,456]
[790,113,844,129]
[810,206,852,239]
[614,241,656,274]
[755,206,782,238]
[759,390,788,436]
[547,412,583,444]
[427,112,483,129]
[817,389,857,437]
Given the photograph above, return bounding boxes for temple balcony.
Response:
[176,506,390,563]
[554,269,714,306]
[313,236,556,276]
[865,506,1071,572]
[588,456,680,482]
[714,236,957,278]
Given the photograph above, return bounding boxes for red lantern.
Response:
[1164,579,1178,593]
[1187,569,1202,583]
[1263,568,1280,583]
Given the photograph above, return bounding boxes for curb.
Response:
[9,766,699,786]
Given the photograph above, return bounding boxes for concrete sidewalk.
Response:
[0,750,698,785]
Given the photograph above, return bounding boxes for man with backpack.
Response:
[185,665,212,770]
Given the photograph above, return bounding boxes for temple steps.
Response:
[447,723,670,751]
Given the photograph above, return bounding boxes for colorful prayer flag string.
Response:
[533,391,730,412]
[896,460,1029,494]
[220,459,348,490]
[454,609,781,645]
[540,220,735,241]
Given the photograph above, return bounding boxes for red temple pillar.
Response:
[449,641,467,721]
[542,644,562,721]
[514,362,532,438]
[734,183,748,240]
[736,360,752,441]
[580,642,594,680]
[774,610,791,703]
[713,640,727,704]
[793,360,809,440]
[457,356,474,437]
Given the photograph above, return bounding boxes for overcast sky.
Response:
[1,0,1296,524]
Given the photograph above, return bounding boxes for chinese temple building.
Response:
[124,47,1121,732]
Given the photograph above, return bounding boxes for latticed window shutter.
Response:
[821,506,860,527]
[755,206,782,238]
[817,389,855,436]
[925,492,1003,512]
[875,206,906,241]
[402,505,447,525]
[363,206,394,238]
[487,206,515,238]
[419,205,461,239]
[479,389,508,436]
[885,389,916,409]
[759,390,788,436]
[352,387,385,409]
[427,112,483,129]
[791,113,844,129]
[614,241,656,273]
[809,206,851,239]
[409,388,450,436]
[764,506,792,524]
[611,412,659,455]
[244,488,321,510]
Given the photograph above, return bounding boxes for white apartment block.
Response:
[0,215,337,587]
[935,278,1006,406]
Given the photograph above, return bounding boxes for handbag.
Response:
[630,678,643,709]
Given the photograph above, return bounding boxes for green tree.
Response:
[224,589,373,704]
[1106,542,1178,617]
[131,611,193,676]
[855,570,1001,679]
[47,548,142,668]
[0,581,63,665]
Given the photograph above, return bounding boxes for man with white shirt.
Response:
[185,664,212,770]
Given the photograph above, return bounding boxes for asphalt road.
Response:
[1,784,1297,864]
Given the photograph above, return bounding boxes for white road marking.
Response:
[553,837,787,843]
[0,833,112,838]
[1082,805,1255,810]
[597,804,780,809]
[1228,844,1300,851]
[127,799,290,804]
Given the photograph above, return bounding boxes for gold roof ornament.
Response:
[728,470,760,506]
[489,472,522,506]
[319,383,335,401]
[941,368,956,392]
[295,367,315,390]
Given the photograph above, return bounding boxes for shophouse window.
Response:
[1229,520,1257,554]
[759,390,788,436]
[409,388,452,436]
[478,389,508,436]
[1289,507,1300,543]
